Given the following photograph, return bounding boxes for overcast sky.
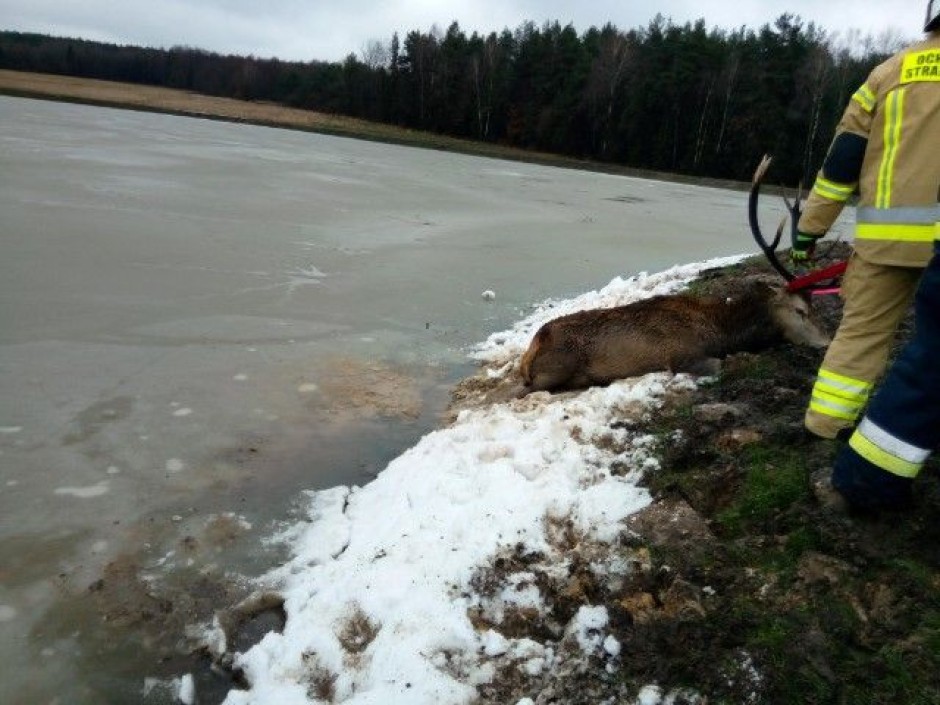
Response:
[1,1,928,63]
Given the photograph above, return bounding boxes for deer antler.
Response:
[749,154,797,282]
[749,154,846,293]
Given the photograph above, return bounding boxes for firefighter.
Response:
[829,235,939,511]
[795,2,940,440]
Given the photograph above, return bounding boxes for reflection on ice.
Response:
[53,481,111,498]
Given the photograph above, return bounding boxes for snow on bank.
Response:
[221,256,744,705]
[472,256,744,368]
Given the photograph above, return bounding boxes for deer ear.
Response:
[748,277,776,298]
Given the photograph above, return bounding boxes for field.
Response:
[0,69,753,192]
[0,69,582,163]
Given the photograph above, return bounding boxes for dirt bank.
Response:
[449,247,940,704]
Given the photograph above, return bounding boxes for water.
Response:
[0,95,777,703]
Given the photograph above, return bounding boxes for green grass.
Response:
[716,444,808,536]
[841,645,940,704]
[612,257,940,704]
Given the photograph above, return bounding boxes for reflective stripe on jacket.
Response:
[809,368,873,422]
[799,32,940,267]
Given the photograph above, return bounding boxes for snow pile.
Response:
[221,256,744,705]
[472,256,744,368]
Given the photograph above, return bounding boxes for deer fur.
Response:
[519,277,830,394]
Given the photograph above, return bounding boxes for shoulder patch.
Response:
[901,49,940,83]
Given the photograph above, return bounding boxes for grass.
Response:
[622,276,940,704]
[715,444,808,536]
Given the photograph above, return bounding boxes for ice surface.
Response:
[0,95,854,704]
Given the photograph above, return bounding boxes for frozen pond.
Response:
[1,95,759,702]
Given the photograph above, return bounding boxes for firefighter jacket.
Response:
[798,31,940,267]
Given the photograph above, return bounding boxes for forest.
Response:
[0,15,909,185]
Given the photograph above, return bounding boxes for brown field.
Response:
[0,69,750,191]
[0,69,567,163]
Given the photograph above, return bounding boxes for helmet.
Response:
[928,0,940,31]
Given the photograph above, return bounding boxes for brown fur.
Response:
[519,278,829,394]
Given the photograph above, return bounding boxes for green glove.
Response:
[791,232,820,263]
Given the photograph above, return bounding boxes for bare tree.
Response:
[856,26,912,60]
[472,38,497,139]
[826,30,859,120]
[585,28,632,157]
[693,75,716,170]
[360,39,389,70]
[714,51,739,157]
[873,26,911,55]
[798,42,832,179]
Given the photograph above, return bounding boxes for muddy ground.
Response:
[449,246,940,704]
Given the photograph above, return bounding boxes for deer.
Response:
[517,275,831,394]
[517,157,841,395]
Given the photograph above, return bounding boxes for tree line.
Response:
[0,16,907,184]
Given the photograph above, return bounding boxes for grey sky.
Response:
[1,1,928,63]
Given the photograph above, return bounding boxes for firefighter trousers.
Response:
[831,240,940,510]
[804,252,924,439]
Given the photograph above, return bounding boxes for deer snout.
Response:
[776,295,831,348]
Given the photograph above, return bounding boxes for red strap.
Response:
[786,261,849,293]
